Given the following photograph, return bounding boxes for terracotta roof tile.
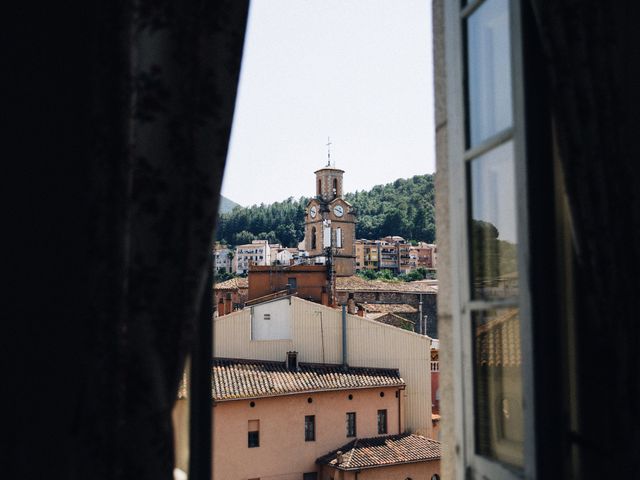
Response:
[316,433,441,470]
[359,303,418,314]
[213,277,248,290]
[475,308,521,367]
[212,358,404,401]
[336,276,437,294]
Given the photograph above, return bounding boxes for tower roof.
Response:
[314,167,345,175]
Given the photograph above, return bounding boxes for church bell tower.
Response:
[304,164,356,277]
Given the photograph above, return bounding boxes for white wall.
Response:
[251,298,292,340]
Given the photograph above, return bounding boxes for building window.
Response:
[346,412,356,437]
[263,313,270,321]
[377,409,388,434]
[288,277,297,291]
[303,473,318,480]
[248,420,259,448]
[446,0,531,477]
[336,227,342,248]
[311,226,317,250]
[305,415,315,441]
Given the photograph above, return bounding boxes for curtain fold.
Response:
[528,2,640,478]
[11,1,249,479]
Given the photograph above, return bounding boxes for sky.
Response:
[221,0,434,207]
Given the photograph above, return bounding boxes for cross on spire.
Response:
[326,137,332,167]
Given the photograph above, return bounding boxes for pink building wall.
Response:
[213,386,404,480]
[321,460,441,480]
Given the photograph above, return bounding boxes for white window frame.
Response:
[445,1,536,479]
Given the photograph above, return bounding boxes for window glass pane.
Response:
[466,0,512,146]
[473,308,523,468]
[469,141,518,299]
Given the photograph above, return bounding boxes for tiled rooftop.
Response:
[475,308,521,367]
[212,358,404,401]
[337,276,437,294]
[359,303,418,314]
[213,277,248,290]
[316,433,441,470]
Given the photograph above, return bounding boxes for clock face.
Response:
[333,205,344,217]
[310,206,317,218]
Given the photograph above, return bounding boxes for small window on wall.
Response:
[305,415,316,442]
[377,409,388,434]
[248,420,259,448]
[311,226,317,250]
[346,412,356,437]
[263,313,271,321]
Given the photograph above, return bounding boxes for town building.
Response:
[213,243,233,273]
[316,433,441,480]
[304,166,356,277]
[410,242,437,269]
[213,276,249,314]
[234,239,271,274]
[355,237,419,275]
[248,264,329,305]
[213,295,433,437]
[354,239,380,271]
[209,294,434,479]
[336,276,438,337]
[209,357,412,480]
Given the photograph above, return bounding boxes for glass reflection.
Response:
[473,308,524,468]
[469,141,518,299]
[466,0,512,147]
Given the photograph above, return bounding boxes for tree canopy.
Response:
[215,174,436,247]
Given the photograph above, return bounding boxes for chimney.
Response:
[224,293,232,315]
[347,293,356,315]
[342,304,348,367]
[336,451,343,464]
[217,297,225,317]
[286,351,298,371]
[321,288,329,306]
[357,307,364,317]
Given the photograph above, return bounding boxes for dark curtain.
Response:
[529,1,640,478]
[8,1,249,479]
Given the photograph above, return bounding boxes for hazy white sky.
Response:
[221,0,434,207]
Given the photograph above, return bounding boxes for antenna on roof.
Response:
[326,136,332,167]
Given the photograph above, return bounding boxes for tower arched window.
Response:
[311,226,317,250]
[333,178,338,196]
[317,179,321,196]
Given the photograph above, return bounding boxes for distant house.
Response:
[213,276,248,315]
[234,239,271,274]
[336,276,438,337]
[213,243,233,273]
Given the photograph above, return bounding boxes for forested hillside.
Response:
[215,174,435,247]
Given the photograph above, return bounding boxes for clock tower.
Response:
[304,166,356,276]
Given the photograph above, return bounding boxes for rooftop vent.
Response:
[286,351,298,371]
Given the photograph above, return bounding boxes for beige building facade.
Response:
[214,386,403,480]
[213,296,432,435]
